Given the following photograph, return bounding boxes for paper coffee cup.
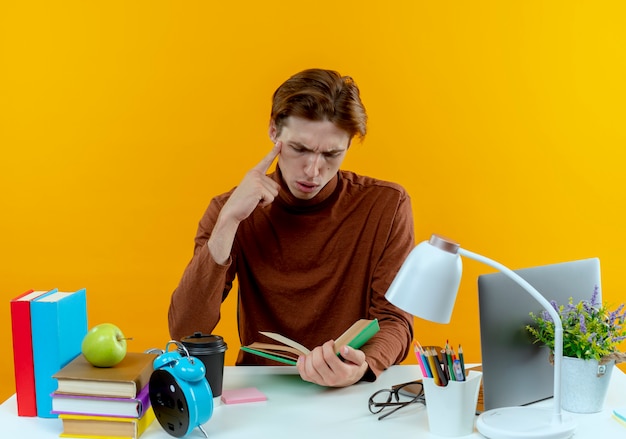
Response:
[180,333,228,397]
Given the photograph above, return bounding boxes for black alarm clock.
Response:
[149,340,214,438]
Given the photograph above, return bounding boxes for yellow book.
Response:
[59,407,155,439]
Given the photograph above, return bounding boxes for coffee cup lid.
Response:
[181,332,228,353]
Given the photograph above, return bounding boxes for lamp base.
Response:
[476,407,576,439]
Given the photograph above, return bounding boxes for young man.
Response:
[169,69,414,387]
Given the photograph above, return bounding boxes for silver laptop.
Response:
[477,258,601,411]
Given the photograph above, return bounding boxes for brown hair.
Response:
[270,69,367,140]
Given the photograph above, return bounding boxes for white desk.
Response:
[2,365,625,438]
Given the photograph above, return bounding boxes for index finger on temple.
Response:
[253,142,282,173]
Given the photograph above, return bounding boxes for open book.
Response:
[240,319,380,365]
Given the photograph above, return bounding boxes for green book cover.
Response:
[340,319,380,350]
[239,347,298,366]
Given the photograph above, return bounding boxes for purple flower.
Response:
[579,314,587,333]
[590,285,600,307]
[528,286,626,360]
[608,304,625,324]
[550,299,559,311]
[541,309,553,322]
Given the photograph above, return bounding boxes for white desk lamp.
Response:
[385,234,576,439]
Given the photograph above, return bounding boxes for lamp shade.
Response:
[385,235,462,323]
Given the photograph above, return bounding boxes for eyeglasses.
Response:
[368,380,426,420]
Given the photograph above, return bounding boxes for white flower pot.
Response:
[561,356,614,413]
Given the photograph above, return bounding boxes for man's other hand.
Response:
[297,340,369,387]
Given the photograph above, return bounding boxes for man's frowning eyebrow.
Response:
[288,141,346,155]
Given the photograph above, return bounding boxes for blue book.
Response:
[31,288,88,418]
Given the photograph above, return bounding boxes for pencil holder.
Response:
[422,371,482,437]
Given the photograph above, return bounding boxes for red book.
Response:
[10,289,57,416]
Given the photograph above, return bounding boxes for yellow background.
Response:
[1,1,625,403]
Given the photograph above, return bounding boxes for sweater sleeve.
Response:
[361,189,415,378]
[168,197,236,341]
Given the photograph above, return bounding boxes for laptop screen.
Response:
[477,258,601,411]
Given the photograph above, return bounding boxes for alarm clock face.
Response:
[149,369,191,438]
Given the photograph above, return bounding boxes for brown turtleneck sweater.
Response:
[168,167,414,378]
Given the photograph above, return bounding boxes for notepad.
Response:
[221,387,267,404]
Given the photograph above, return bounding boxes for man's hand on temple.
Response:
[219,142,282,224]
[208,142,281,264]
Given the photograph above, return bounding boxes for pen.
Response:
[458,344,466,380]
[453,359,465,381]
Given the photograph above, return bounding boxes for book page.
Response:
[259,332,311,355]
[37,292,73,302]
[243,344,303,363]
[16,290,48,301]
[246,342,305,358]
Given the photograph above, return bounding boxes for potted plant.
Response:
[527,286,626,361]
[527,286,626,413]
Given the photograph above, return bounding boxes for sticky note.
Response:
[220,387,268,404]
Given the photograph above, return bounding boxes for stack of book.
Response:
[51,352,157,439]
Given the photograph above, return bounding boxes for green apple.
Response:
[81,323,129,367]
